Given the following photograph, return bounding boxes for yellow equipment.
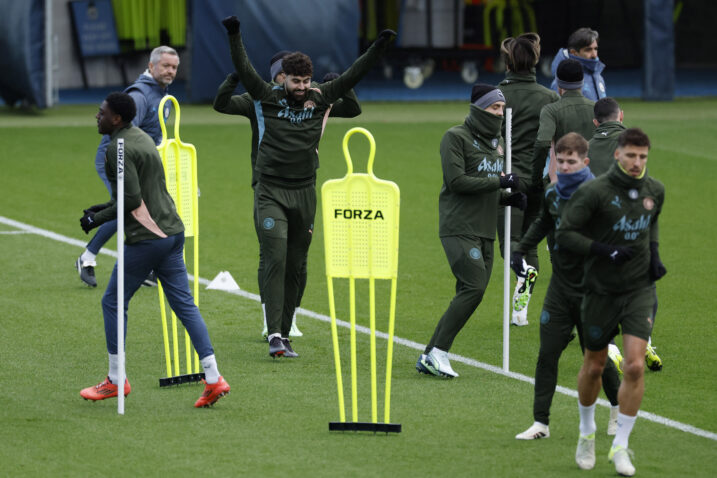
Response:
[156,94,202,387]
[322,127,401,433]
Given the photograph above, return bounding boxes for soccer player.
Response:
[79,92,230,407]
[556,128,666,476]
[76,46,180,288]
[497,32,559,326]
[221,15,395,358]
[531,59,596,190]
[213,55,361,340]
[549,27,606,101]
[512,133,620,440]
[588,98,664,372]
[416,84,527,378]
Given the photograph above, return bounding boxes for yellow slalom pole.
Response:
[369,277,377,423]
[158,280,171,377]
[349,277,358,423]
[384,277,398,423]
[327,277,346,422]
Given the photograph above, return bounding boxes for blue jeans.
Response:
[101,232,214,358]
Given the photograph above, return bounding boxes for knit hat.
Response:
[471,83,505,109]
[556,59,584,90]
[269,50,291,80]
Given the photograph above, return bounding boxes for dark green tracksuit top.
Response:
[228,31,386,181]
[587,121,626,176]
[213,75,362,188]
[94,125,184,244]
[439,105,509,240]
[556,163,665,295]
[497,70,559,179]
[531,89,596,185]
[518,182,588,296]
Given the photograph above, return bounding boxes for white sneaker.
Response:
[421,347,459,378]
[289,312,303,337]
[607,407,619,436]
[516,422,549,440]
[608,343,624,377]
[575,433,596,470]
[608,445,635,476]
[511,306,529,326]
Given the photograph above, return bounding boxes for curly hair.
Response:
[104,92,136,123]
[500,33,540,73]
[281,52,313,78]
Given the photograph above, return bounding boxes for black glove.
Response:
[649,241,667,281]
[505,192,527,211]
[222,15,240,35]
[529,179,544,196]
[374,29,397,48]
[227,72,240,83]
[322,72,340,82]
[83,202,109,214]
[510,251,526,277]
[499,173,519,189]
[590,241,634,265]
[80,211,98,234]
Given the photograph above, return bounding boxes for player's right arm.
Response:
[213,73,253,116]
[328,88,361,118]
[440,131,501,194]
[224,17,272,101]
[531,106,555,189]
[555,185,598,255]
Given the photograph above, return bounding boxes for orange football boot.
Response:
[80,376,131,401]
[194,376,230,408]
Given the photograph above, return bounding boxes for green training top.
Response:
[556,163,665,294]
[439,105,509,239]
[228,31,386,183]
[94,125,184,244]
[213,74,362,188]
[531,89,596,186]
[497,70,559,179]
[588,120,626,176]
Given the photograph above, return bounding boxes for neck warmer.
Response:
[555,166,595,199]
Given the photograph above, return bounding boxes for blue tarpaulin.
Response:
[188,0,359,102]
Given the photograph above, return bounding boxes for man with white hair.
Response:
[76,46,180,287]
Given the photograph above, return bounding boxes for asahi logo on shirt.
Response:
[477,157,504,174]
[278,98,314,124]
[613,214,651,240]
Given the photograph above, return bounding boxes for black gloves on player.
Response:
[649,241,667,281]
[83,203,109,214]
[510,251,526,276]
[499,173,519,189]
[590,241,634,265]
[80,211,98,234]
[504,192,527,211]
[375,29,397,48]
[222,15,240,35]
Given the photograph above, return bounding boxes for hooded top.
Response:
[550,48,606,101]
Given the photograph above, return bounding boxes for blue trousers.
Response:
[101,232,214,358]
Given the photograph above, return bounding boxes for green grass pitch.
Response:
[1,99,716,476]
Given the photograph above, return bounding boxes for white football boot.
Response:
[575,433,596,470]
[516,421,550,440]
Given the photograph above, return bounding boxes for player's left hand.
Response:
[649,242,667,281]
[505,192,527,211]
[510,251,526,277]
[375,29,397,48]
[222,15,240,35]
[80,211,98,234]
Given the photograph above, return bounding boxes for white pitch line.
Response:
[2,214,716,442]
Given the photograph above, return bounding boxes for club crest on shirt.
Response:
[491,138,498,148]
[628,189,639,200]
[497,144,504,156]
[643,197,655,211]
[303,100,316,109]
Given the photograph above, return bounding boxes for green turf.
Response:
[1,100,716,476]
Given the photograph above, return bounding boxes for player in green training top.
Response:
[416,84,527,378]
[220,15,395,358]
[556,128,666,476]
[497,32,559,326]
[511,133,620,441]
[213,53,361,341]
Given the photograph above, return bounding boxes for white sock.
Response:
[108,353,119,384]
[291,309,297,325]
[612,412,637,449]
[648,336,652,346]
[268,332,281,342]
[578,402,597,436]
[81,249,97,265]
[200,354,220,384]
[262,303,267,321]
